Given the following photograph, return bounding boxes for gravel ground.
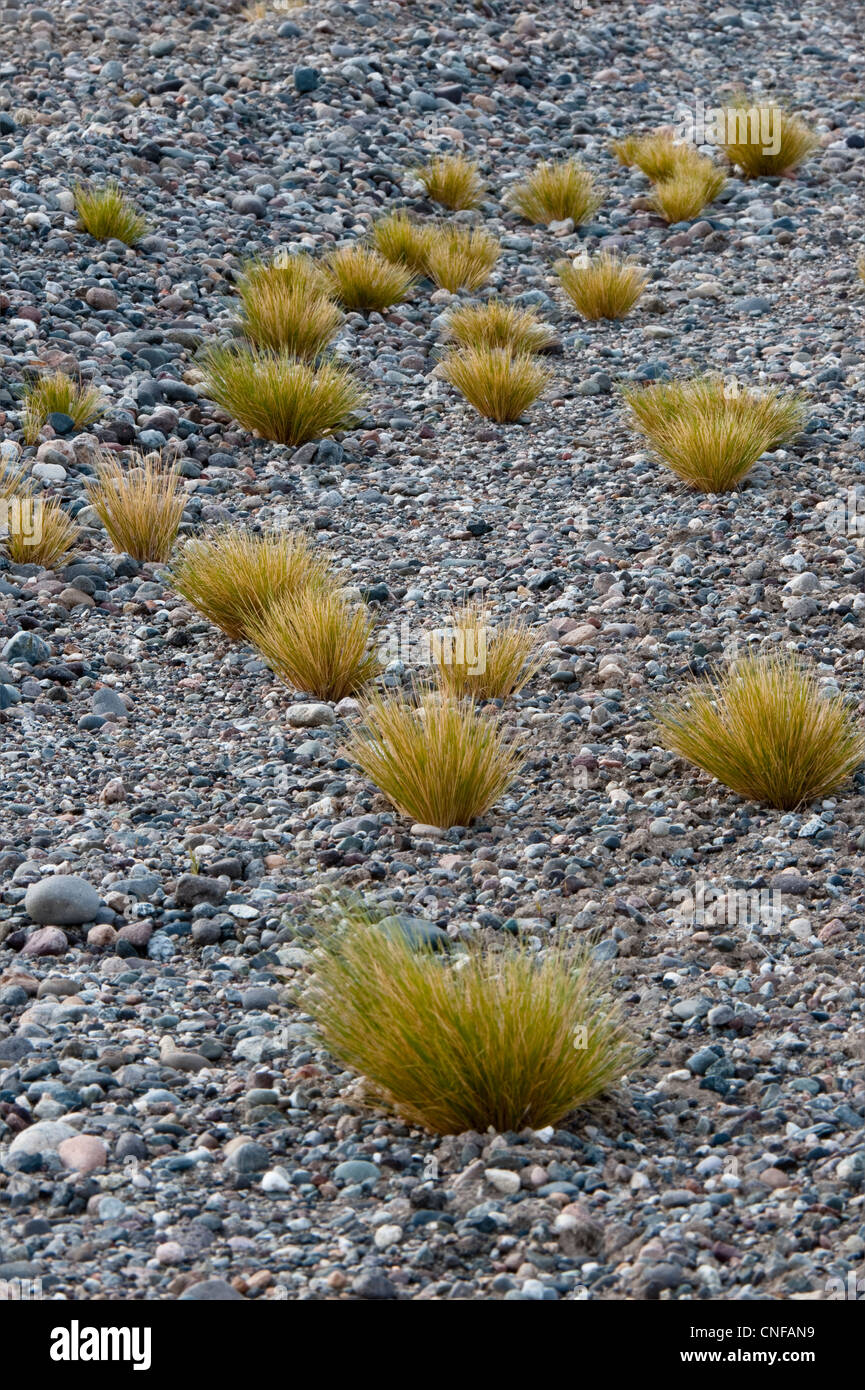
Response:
[1,0,864,1304]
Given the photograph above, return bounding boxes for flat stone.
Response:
[286,702,335,728]
[334,1159,381,1184]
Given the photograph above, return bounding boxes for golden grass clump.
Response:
[370,212,433,273]
[345,691,522,828]
[4,499,78,568]
[199,345,364,446]
[716,101,820,178]
[424,224,501,292]
[0,458,31,501]
[73,182,148,245]
[247,587,380,701]
[622,376,806,492]
[657,652,864,810]
[650,162,727,223]
[302,904,635,1135]
[21,372,104,445]
[507,158,603,227]
[556,252,648,321]
[443,299,555,354]
[440,346,550,423]
[858,253,865,286]
[612,131,705,183]
[235,266,343,358]
[412,153,485,210]
[433,601,542,700]
[86,451,185,562]
[322,245,415,312]
[242,252,331,298]
[170,527,332,642]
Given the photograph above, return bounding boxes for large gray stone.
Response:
[178,1280,246,1301]
[24,874,102,926]
[9,1120,76,1156]
[174,873,227,908]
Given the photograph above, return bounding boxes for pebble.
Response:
[57,1135,108,1174]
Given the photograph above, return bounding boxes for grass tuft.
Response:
[440,346,550,422]
[345,691,522,827]
[73,181,148,245]
[0,458,30,501]
[199,344,364,445]
[556,252,648,320]
[370,212,434,272]
[424,224,501,292]
[241,252,330,298]
[247,586,380,701]
[622,376,806,492]
[612,131,705,182]
[87,450,186,562]
[657,652,864,810]
[650,162,727,222]
[170,526,332,642]
[412,153,485,210]
[433,601,542,700]
[507,158,603,227]
[443,299,555,354]
[301,903,635,1135]
[235,263,343,357]
[4,499,78,568]
[21,372,104,445]
[717,100,820,178]
[322,245,415,312]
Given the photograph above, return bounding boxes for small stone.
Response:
[334,1159,381,1184]
[758,1167,792,1189]
[373,1224,403,1249]
[351,1270,397,1300]
[21,926,68,957]
[160,1039,208,1072]
[156,1241,185,1265]
[85,286,118,310]
[293,67,321,93]
[174,873,227,908]
[225,1141,270,1173]
[117,921,153,949]
[241,986,279,1010]
[100,778,126,804]
[261,1167,292,1193]
[87,924,117,947]
[485,1167,521,1195]
[287,702,335,728]
[91,688,129,718]
[57,1135,108,1174]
